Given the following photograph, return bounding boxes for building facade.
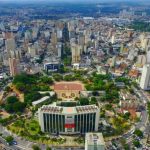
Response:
[38,104,100,134]
[53,82,85,100]
[85,133,105,150]
[71,43,81,64]
[9,58,20,76]
[140,64,150,90]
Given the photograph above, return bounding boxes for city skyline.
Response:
[0,0,150,149]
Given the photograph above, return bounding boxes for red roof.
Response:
[54,82,83,91]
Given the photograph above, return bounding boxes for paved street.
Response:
[124,88,150,146]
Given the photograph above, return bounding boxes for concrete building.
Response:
[140,64,150,90]
[147,51,150,64]
[28,45,38,57]
[38,103,100,134]
[32,96,50,106]
[9,58,20,76]
[85,133,105,150]
[5,37,16,53]
[53,82,85,100]
[51,32,57,47]
[44,62,60,72]
[71,43,81,64]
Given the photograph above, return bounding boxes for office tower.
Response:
[142,12,147,17]
[78,34,85,46]
[32,28,38,39]
[111,35,115,44]
[10,50,21,60]
[111,56,116,67]
[85,133,105,150]
[108,28,113,38]
[141,38,148,50]
[57,43,62,58]
[44,31,50,39]
[9,58,20,76]
[25,30,32,41]
[5,35,16,52]
[51,32,57,47]
[38,104,99,134]
[140,64,150,90]
[71,43,81,64]
[57,29,63,39]
[147,51,150,64]
[0,23,5,31]
[28,45,38,57]
[137,55,146,66]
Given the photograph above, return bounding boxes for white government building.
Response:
[38,103,100,134]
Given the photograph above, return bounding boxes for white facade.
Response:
[85,133,105,150]
[6,38,16,52]
[140,64,150,90]
[38,104,100,135]
[71,43,81,64]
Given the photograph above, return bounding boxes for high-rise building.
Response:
[51,32,57,47]
[5,37,16,53]
[57,43,62,58]
[140,64,150,90]
[111,35,115,44]
[85,132,105,150]
[9,58,20,76]
[38,104,100,134]
[71,43,81,64]
[78,34,85,46]
[147,51,150,64]
[28,45,38,57]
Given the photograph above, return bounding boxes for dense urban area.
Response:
[0,0,150,150]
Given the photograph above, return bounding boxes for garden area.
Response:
[7,118,66,145]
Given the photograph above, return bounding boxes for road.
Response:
[0,125,33,150]
[124,88,149,146]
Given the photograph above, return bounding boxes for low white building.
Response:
[32,96,50,106]
[85,132,105,150]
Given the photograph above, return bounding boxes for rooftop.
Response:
[39,103,99,114]
[85,132,105,146]
[53,82,84,91]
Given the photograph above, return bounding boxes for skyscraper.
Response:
[140,64,150,90]
[9,58,20,76]
[71,43,81,64]
[51,32,57,47]
[5,36,16,52]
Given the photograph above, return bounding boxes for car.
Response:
[12,141,17,145]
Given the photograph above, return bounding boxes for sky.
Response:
[0,0,149,2]
[0,0,150,4]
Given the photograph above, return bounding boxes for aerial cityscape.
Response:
[0,0,150,150]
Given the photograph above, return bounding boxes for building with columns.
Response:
[38,103,100,134]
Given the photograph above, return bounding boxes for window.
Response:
[71,93,75,97]
[62,93,66,97]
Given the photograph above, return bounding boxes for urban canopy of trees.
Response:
[5,96,26,113]
[13,73,53,105]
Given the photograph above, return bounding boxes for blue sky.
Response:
[0,0,148,1]
[0,0,149,3]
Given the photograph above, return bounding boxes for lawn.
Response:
[8,118,40,136]
[25,119,40,135]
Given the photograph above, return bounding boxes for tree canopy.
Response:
[5,96,26,113]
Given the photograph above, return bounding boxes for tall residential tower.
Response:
[140,64,150,90]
